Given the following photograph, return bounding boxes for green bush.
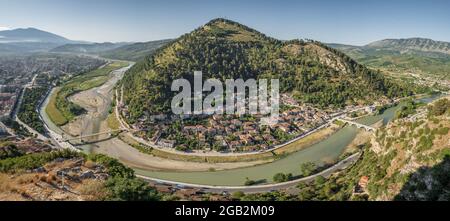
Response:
[87,154,134,178]
[105,176,160,201]
[300,162,317,177]
[0,143,24,160]
[0,149,81,172]
[273,172,293,183]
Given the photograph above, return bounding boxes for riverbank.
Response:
[39,57,446,186]
[343,119,383,154]
[118,123,342,164]
[45,61,128,126]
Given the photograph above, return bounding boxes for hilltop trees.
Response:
[121,18,414,123]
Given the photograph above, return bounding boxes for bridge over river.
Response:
[335,118,376,132]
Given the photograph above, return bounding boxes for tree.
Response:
[429,98,450,116]
[273,173,286,183]
[244,177,256,186]
[105,177,160,201]
[300,162,317,177]
[232,191,245,200]
[273,173,293,183]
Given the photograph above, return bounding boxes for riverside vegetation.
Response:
[237,97,450,201]
[46,61,128,126]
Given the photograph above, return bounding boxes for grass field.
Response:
[107,112,120,130]
[45,88,68,125]
[46,61,128,126]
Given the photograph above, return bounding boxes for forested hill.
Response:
[101,39,172,61]
[120,18,414,122]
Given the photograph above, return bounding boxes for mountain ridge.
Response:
[100,39,172,61]
[50,42,131,54]
[120,18,413,121]
[0,27,72,44]
[0,27,81,54]
[365,38,450,55]
[328,38,450,80]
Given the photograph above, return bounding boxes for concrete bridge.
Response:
[336,118,376,132]
[63,129,124,142]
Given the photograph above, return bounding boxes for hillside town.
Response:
[124,94,331,152]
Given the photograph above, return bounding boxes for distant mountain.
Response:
[0,28,78,54]
[50,42,130,54]
[366,38,450,55]
[0,28,71,44]
[100,39,172,61]
[121,18,412,121]
[329,38,450,80]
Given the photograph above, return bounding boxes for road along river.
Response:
[40,66,445,186]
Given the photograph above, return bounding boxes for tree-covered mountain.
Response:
[329,38,450,80]
[50,42,130,54]
[100,39,172,61]
[120,18,414,122]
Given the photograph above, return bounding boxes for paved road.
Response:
[9,74,49,141]
[137,152,361,193]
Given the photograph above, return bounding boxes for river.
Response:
[40,71,444,186]
[132,94,443,186]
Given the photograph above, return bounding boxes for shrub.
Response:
[244,177,256,186]
[273,173,293,183]
[300,162,317,177]
[0,149,81,173]
[87,154,134,178]
[232,191,245,199]
[105,177,160,201]
[429,99,450,116]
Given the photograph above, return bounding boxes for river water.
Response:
[40,77,444,186]
[133,94,444,186]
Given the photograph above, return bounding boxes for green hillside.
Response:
[121,18,414,122]
[295,98,450,201]
[50,42,129,54]
[101,39,172,61]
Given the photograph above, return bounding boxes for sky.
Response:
[0,0,449,45]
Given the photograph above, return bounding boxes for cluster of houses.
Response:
[128,100,331,152]
[0,85,20,118]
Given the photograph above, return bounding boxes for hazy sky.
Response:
[0,0,449,45]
